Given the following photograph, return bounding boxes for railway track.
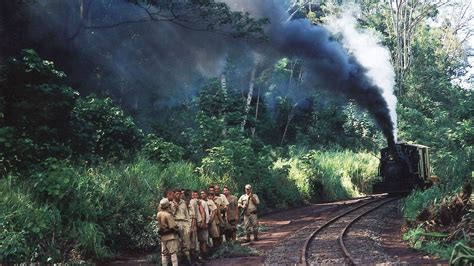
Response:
[301,195,401,265]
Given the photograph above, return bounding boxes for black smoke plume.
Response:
[236,0,396,144]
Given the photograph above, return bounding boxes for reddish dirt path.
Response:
[205,198,367,265]
[206,197,447,265]
[104,197,446,265]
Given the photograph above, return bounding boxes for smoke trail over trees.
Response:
[228,0,397,144]
[1,0,398,144]
[325,9,398,141]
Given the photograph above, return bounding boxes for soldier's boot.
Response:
[171,254,179,266]
[253,231,259,241]
[191,250,202,263]
[161,255,169,266]
[190,250,196,262]
[184,251,192,265]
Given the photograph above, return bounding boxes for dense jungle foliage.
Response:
[0,0,472,263]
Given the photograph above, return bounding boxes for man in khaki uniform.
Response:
[157,199,179,266]
[188,190,202,262]
[207,193,221,248]
[158,189,176,212]
[238,184,260,242]
[214,185,230,208]
[213,185,229,242]
[198,190,210,258]
[223,186,238,241]
[172,189,191,264]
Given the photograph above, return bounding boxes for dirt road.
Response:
[206,197,446,265]
[106,197,446,265]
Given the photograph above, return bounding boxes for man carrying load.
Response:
[238,184,260,243]
[156,198,179,266]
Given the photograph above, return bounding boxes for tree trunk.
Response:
[280,107,295,146]
[388,0,448,96]
[241,65,257,131]
[251,86,261,138]
[221,73,227,136]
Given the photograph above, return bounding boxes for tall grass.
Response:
[1,178,58,262]
[402,186,444,221]
[159,161,229,191]
[2,149,381,262]
[1,157,227,263]
[275,148,379,201]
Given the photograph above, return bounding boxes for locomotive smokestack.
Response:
[387,137,396,151]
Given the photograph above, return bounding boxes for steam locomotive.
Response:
[372,142,435,194]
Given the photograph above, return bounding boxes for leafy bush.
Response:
[31,159,77,202]
[71,96,144,161]
[0,127,37,176]
[402,182,472,261]
[0,49,79,174]
[0,50,78,139]
[199,138,303,209]
[143,134,184,164]
[402,225,471,260]
[402,185,444,221]
[199,138,255,186]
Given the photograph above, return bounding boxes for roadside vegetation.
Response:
[1,0,472,264]
[0,50,382,263]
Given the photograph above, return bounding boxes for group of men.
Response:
[156,184,260,266]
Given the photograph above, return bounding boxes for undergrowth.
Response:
[403,226,455,259]
[1,148,381,263]
[402,180,473,262]
[275,148,378,201]
[209,243,260,259]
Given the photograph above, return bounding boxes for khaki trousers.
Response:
[189,223,198,250]
[176,220,191,253]
[243,213,258,233]
[161,238,178,256]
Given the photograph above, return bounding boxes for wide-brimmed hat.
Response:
[159,198,171,209]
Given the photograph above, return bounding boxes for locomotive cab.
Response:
[373,143,432,194]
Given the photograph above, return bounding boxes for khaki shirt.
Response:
[226,194,239,221]
[219,193,229,207]
[214,196,223,208]
[201,199,210,224]
[173,199,189,222]
[189,198,202,223]
[207,199,219,224]
[157,210,178,241]
[238,193,260,213]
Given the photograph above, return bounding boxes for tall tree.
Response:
[386,0,448,95]
[241,64,258,131]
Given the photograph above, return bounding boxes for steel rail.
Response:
[339,196,402,265]
[300,195,386,265]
